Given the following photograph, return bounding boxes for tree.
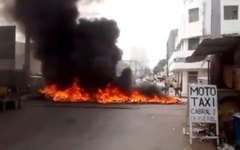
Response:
[153,59,167,74]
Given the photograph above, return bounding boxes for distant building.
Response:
[123,60,150,78]
[15,42,41,74]
[124,47,150,78]
[129,47,149,63]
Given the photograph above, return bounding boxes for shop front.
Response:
[186,36,240,146]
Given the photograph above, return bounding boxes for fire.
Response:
[40,81,178,104]
[40,81,91,102]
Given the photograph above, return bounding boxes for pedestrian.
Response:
[173,80,181,97]
[177,81,182,98]
[165,79,170,95]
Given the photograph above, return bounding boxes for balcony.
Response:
[168,51,207,72]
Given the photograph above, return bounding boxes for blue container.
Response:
[233,113,240,146]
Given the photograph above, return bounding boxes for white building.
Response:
[221,0,240,35]
[123,60,150,78]
[168,0,240,97]
[15,42,41,74]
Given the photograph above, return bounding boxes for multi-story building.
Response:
[123,60,150,78]
[15,42,41,74]
[168,0,240,97]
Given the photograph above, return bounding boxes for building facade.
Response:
[15,42,41,74]
[168,0,240,97]
[123,60,150,78]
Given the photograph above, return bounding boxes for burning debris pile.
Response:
[40,80,177,104]
[6,0,178,104]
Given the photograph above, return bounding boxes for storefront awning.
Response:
[186,36,240,62]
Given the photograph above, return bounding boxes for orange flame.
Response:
[40,81,178,104]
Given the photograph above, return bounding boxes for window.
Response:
[188,71,198,84]
[224,6,238,20]
[189,8,199,22]
[188,38,199,50]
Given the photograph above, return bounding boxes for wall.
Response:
[198,69,208,78]
[181,69,208,97]
[221,0,240,34]
[211,0,221,37]
[182,71,188,97]
[177,0,212,45]
[169,47,193,63]
[184,0,203,38]
[30,51,41,74]
[181,37,204,52]
[204,0,212,36]
[15,42,41,74]
[170,61,207,71]
[182,39,188,51]
[168,50,208,72]
[15,42,24,70]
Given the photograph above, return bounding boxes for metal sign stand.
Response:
[183,84,190,136]
[189,121,220,145]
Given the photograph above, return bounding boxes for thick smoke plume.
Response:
[9,0,131,93]
[7,0,162,96]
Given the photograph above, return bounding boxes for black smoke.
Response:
[9,0,131,93]
[7,0,163,97]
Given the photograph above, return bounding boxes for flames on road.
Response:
[40,80,178,104]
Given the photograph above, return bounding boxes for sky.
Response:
[79,0,183,68]
[0,0,183,69]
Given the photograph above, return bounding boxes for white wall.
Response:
[170,61,207,72]
[169,50,193,66]
[182,71,188,97]
[198,69,208,78]
[204,0,212,35]
[15,42,25,70]
[183,0,204,38]
[181,69,208,97]
[15,42,42,74]
[183,39,188,51]
[176,0,212,49]
[177,0,212,44]
[30,51,41,74]
[221,0,240,34]
[168,50,208,72]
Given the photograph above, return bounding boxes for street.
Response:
[0,100,215,150]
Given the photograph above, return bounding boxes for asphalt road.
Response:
[0,101,215,150]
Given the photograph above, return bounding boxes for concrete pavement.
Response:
[0,100,216,150]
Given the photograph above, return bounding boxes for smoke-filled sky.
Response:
[0,0,182,68]
[78,0,182,68]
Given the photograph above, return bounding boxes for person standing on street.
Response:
[173,80,181,97]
